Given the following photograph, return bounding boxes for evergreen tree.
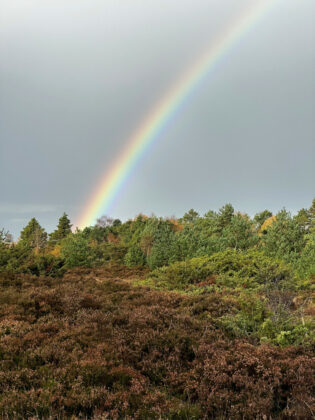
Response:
[307,198,315,233]
[60,232,91,268]
[181,209,199,224]
[295,231,315,279]
[295,198,315,232]
[140,231,154,258]
[262,210,305,263]
[49,213,72,243]
[140,218,176,269]
[124,245,146,267]
[19,218,47,250]
[112,219,122,227]
[218,203,234,230]
[221,213,258,250]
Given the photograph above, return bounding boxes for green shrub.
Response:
[146,249,294,291]
[168,404,203,419]
[218,293,314,346]
[217,294,270,338]
[293,233,315,284]
[274,325,314,346]
[60,233,94,268]
[23,254,65,277]
[124,245,146,267]
[261,209,306,264]
[0,244,65,277]
[98,242,128,265]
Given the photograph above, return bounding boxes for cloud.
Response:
[9,217,30,223]
[0,204,60,214]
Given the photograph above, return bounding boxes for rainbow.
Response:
[77,0,277,229]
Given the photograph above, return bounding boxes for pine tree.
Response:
[262,210,305,262]
[308,198,315,233]
[221,213,258,250]
[218,203,234,230]
[19,218,47,250]
[295,198,315,232]
[49,213,72,244]
[181,209,199,224]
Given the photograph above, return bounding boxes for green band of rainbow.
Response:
[77,0,277,229]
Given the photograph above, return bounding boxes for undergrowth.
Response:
[0,267,314,419]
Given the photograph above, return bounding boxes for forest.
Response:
[0,200,314,419]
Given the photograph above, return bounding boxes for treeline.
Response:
[1,200,314,280]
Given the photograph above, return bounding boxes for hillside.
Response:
[0,266,314,419]
[0,201,314,418]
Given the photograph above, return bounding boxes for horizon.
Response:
[1,0,314,239]
[6,198,315,241]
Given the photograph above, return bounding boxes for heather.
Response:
[0,268,314,419]
[0,201,314,418]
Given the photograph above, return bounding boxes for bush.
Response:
[97,242,128,265]
[0,244,65,277]
[218,293,314,345]
[261,209,306,264]
[124,245,146,267]
[0,269,313,419]
[60,233,94,268]
[22,254,65,277]
[294,232,315,283]
[146,249,294,291]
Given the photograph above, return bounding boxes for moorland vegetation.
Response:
[0,201,314,419]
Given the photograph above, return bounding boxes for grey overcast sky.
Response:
[0,0,314,237]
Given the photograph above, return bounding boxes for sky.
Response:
[0,0,314,238]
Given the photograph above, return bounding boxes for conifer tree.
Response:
[308,198,315,233]
[19,218,47,250]
[49,213,72,243]
[181,209,199,224]
[262,210,305,262]
[218,203,234,230]
[295,198,315,232]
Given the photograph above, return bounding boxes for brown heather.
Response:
[0,267,314,419]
